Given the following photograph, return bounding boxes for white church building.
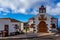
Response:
[28,5,58,33]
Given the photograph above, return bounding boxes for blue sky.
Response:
[0,0,60,28]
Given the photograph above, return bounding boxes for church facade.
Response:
[28,5,58,33]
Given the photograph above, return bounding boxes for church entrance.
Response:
[37,21,48,33]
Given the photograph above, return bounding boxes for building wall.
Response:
[0,19,22,35]
[10,22,24,33]
[0,19,11,35]
[10,22,20,33]
[28,19,34,33]
[0,19,10,31]
[28,19,34,25]
[20,23,24,31]
[34,13,57,33]
[45,14,52,32]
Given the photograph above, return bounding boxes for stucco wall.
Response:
[20,23,24,31]
[0,19,22,35]
[34,13,57,33]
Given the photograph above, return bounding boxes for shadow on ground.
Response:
[0,33,60,40]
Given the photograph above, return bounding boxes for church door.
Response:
[37,21,48,33]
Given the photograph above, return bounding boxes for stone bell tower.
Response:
[39,5,46,13]
[38,5,46,21]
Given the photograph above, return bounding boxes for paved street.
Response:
[1,35,60,40]
[0,33,60,40]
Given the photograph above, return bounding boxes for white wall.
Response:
[10,22,20,33]
[21,23,24,31]
[34,13,52,33]
[0,19,10,30]
[0,19,22,35]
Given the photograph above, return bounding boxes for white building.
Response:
[28,18,34,33]
[0,18,24,36]
[28,5,58,33]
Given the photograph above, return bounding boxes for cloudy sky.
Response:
[0,0,60,27]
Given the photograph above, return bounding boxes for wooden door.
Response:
[4,25,9,36]
[37,21,48,33]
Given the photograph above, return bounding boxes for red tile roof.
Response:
[0,18,22,22]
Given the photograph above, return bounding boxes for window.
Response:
[33,21,35,23]
[15,24,18,27]
[24,27,25,29]
[34,30,36,31]
[51,24,56,28]
[33,27,35,28]
[14,24,19,29]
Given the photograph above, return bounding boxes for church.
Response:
[28,5,58,33]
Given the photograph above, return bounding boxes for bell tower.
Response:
[39,5,46,13]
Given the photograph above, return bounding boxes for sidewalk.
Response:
[0,33,56,39]
[37,33,55,36]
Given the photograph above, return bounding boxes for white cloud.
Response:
[0,8,10,13]
[0,0,59,15]
[0,0,49,15]
[31,7,39,15]
[57,2,60,7]
[18,8,26,14]
[46,2,60,15]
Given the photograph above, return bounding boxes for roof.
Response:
[51,17,58,19]
[0,18,22,22]
[24,22,29,26]
[29,18,35,20]
[9,18,21,22]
